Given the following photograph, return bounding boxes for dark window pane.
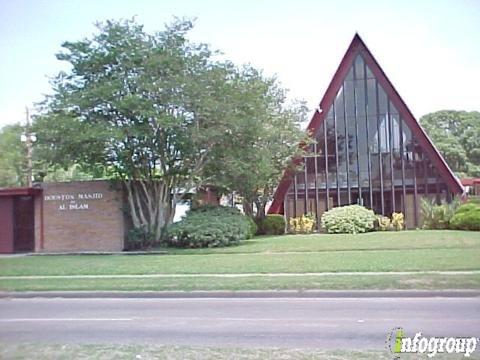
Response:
[334,87,345,121]
[368,115,379,154]
[337,114,347,188]
[344,80,355,118]
[326,105,334,119]
[377,114,390,153]
[357,115,369,187]
[383,155,392,188]
[316,123,325,155]
[402,123,418,186]
[391,115,401,152]
[355,78,366,118]
[354,55,365,80]
[346,111,357,188]
[366,79,377,116]
[403,121,413,154]
[371,153,381,188]
[377,84,388,115]
[326,116,336,157]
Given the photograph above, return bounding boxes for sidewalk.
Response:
[1,289,480,299]
[2,270,480,279]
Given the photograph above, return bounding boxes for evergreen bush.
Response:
[126,226,157,250]
[321,205,376,234]
[257,215,285,235]
[164,205,251,248]
[450,201,480,231]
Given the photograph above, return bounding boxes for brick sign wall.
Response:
[41,181,125,252]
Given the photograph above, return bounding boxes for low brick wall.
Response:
[41,181,125,252]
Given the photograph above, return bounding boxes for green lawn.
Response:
[0,230,479,291]
[1,273,479,292]
[2,343,479,360]
[156,230,480,254]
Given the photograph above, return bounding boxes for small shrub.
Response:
[164,205,251,248]
[376,213,405,231]
[377,216,392,231]
[391,212,405,231]
[450,201,480,231]
[257,215,285,235]
[126,226,157,250]
[420,197,460,229]
[321,205,376,234]
[289,213,316,234]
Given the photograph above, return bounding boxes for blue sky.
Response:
[0,0,479,128]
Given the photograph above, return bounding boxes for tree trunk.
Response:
[254,187,270,221]
[124,180,175,242]
[255,199,267,221]
[242,199,254,218]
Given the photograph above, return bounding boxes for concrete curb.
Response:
[1,290,480,299]
[27,251,168,256]
[2,270,480,279]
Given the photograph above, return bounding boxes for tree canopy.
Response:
[33,18,306,241]
[0,123,27,187]
[203,67,308,219]
[420,110,480,178]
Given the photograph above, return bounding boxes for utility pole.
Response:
[22,107,35,187]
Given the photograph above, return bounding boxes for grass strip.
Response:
[1,273,479,292]
[1,343,479,360]
[1,248,479,276]
[155,230,480,254]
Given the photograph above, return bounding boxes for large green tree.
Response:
[0,123,27,187]
[204,67,308,219]
[420,110,480,177]
[34,18,304,240]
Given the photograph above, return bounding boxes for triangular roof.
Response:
[269,34,464,214]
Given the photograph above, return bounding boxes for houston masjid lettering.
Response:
[44,192,103,211]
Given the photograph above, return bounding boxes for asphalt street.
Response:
[0,297,479,349]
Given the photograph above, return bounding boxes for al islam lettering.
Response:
[44,192,104,211]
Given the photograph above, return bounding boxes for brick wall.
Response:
[41,181,125,252]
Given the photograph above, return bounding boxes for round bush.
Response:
[164,205,251,248]
[450,201,480,231]
[321,205,377,234]
[257,214,285,235]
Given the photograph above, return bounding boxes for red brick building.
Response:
[0,180,125,253]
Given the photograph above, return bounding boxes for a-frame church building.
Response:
[268,34,464,229]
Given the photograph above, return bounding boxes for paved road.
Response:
[0,297,479,349]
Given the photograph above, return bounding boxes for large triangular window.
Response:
[270,35,463,229]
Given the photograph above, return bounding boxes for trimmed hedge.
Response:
[164,205,251,248]
[257,215,285,235]
[321,205,376,234]
[450,202,480,231]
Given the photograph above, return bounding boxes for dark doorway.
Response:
[13,196,35,252]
